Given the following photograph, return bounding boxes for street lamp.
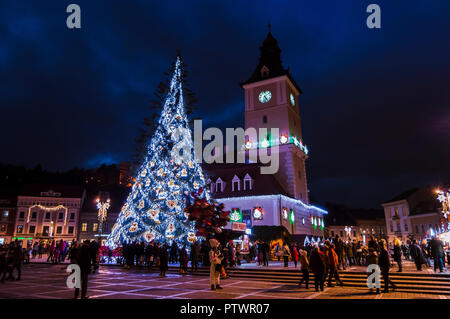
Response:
[96,197,110,245]
[344,226,352,240]
[436,188,450,232]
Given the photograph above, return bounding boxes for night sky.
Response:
[0,1,449,208]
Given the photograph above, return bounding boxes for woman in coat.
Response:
[209,239,223,290]
[298,250,310,289]
[292,244,299,268]
[393,238,403,272]
[282,243,291,267]
[309,246,325,292]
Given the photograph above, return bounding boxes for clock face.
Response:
[258,90,272,103]
[290,93,295,106]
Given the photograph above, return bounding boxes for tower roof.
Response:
[241,27,302,93]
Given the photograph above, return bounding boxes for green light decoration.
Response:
[289,209,295,224]
[230,208,242,222]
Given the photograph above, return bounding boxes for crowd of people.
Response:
[1,233,449,296]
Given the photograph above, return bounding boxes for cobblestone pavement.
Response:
[0,264,447,299]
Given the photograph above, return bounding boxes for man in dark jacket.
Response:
[10,241,23,281]
[310,246,325,292]
[410,240,426,271]
[378,239,396,293]
[190,241,201,271]
[0,244,7,283]
[430,237,445,272]
[75,240,91,299]
[89,240,99,274]
[169,242,178,264]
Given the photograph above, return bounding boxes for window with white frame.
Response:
[232,175,240,192]
[243,173,252,191]
[215,178,224,193]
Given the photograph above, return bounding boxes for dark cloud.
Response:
[0,0,449,207]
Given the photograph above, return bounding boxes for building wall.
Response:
[0,202,16,244]
[78,211,119,245]
[219,194,325,236]
[15,195,83,244]
[382,200,440,242]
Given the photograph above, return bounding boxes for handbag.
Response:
[215,263,222,272]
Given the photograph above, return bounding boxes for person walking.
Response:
[47,240,55,263]
[169,241,178,265]
[298,250,310,289]
[292,244,299,268]
[209,239,223,291]
[310,246,325,292]
[0,244,7,283]
[89,240,99,274]
[430,236,445,273]
[282,242,291,267]
[327,243,344,287]
[378,239,397,293]
[38,242,44,259]
[190,241,200,271]
[179,245,188,274]
[261,241,269,267]
[393,238,403,272]
[410,239,426,271]
[346,242,354,266]
[366,248,380,294]
[159,243,169,277]
[75,240,91,299]
[32,242,38,259]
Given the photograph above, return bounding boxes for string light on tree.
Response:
[106,55,209,249]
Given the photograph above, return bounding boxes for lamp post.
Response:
[344,226,352,241]
[96,197,110,245]
[436,189,449,226]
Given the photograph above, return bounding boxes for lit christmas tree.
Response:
[106,55,210,248]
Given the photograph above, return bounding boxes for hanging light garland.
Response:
[27,204,69,225]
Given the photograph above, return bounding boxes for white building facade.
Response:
[14,186,85,245]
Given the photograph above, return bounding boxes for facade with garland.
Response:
[14,184,85,245]
[204,29,327,246]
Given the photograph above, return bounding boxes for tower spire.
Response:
[267,21,271,33]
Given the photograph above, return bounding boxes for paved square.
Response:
[0,264,446,299]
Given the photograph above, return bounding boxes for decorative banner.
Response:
[230,208,242,222]
[253,206,263,220]
[282,207,288,220]
[232,222,246,232]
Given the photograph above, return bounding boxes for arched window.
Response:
[232,175,240,192]
[243,173,253,191]
[215,178,224,193]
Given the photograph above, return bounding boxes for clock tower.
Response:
[241,27,309,203]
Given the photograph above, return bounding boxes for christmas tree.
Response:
[106,55,210,249]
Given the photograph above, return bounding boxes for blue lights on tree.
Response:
[106,55,209,248]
